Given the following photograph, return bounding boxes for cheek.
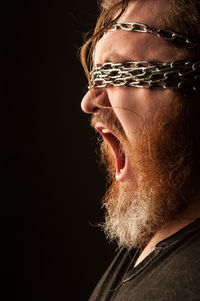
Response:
[108,87,173,141]
[108,88,149,140]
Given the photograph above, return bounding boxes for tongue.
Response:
[115,142,126,175]
[106,133,126,175]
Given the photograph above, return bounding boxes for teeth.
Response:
[102,128,110,134]
[120,168,124,174]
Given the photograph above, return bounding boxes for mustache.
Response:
[90,109,125,138]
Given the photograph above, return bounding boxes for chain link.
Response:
[109,22,200,48]
[90,60,200,91]
[89,22,200,91]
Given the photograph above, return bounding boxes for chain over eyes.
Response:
[90,60,200,91]
[88,22,200,91]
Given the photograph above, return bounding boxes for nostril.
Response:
[81,88,111,114]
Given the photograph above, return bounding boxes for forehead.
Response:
[94,0,180,65]
[118,0,170,26]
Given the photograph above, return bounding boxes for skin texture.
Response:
[81,0,200,264]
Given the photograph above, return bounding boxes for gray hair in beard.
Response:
[102,181,164,249]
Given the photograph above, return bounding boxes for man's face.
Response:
[82,0,182,183]
[81,0,191,248]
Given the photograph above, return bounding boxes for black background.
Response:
[2,1,116,300]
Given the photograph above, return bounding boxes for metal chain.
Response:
[90,60,200,91]
[89,22,200,91]
[109,22,200,48]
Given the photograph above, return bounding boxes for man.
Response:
[81,0,200,300]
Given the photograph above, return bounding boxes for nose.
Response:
[81,88,111,114]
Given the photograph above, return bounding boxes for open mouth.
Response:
[96,125,127,181]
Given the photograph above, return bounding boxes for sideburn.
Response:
[134,94,200,217]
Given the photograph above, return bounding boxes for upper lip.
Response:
[95,123,120,140]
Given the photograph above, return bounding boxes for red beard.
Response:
[91,93,200,248]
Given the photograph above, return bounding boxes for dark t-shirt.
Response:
[89,219,200,301]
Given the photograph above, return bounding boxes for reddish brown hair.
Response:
[80,0,200,80]
[80,0,128,81]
